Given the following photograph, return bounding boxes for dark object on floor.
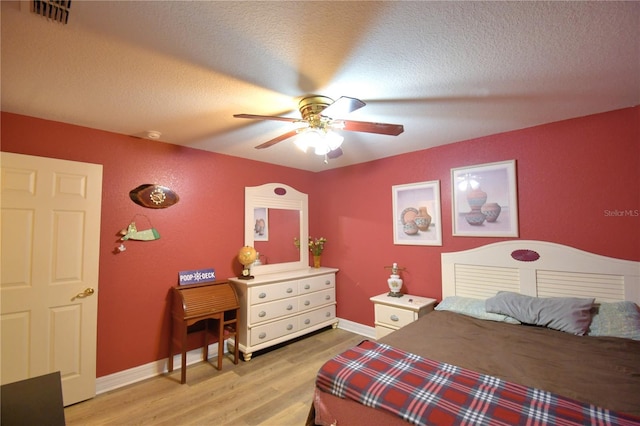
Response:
[1,371,66,426]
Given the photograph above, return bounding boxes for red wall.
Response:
[2,106,638,377]
[1,112,314,376]
[316,107,639,326]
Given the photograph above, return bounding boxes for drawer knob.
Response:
[258,311,266,317]
[325,295,331,300]
[325,280,330,285]
[304,319,311,325]
[325,311,331,317]
[259,292,266,299]
[304,300,310,306]
[259,332,266,339]
[304,284,310,290]
[390,314,399,322]
[286,324,293,330]
[286,287,293,293]
[287,304,293,310]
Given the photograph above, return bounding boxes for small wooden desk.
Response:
[168,281,240,384]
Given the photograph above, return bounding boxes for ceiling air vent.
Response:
[32,0,71,25]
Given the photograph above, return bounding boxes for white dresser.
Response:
[229,267,338,361]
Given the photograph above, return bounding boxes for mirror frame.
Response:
[245,183,308,274]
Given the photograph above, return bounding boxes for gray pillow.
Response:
[485,291,594,335]
[587,301,640,340]
[435,296,521,324]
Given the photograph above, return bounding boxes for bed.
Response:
[308,241,640,425]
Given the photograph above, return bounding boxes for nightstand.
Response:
[370,293,436,339]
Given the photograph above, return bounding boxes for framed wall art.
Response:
[392,180,442,246]
[451,160,519,237]
[253,207,269,241]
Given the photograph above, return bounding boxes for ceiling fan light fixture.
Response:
[296,128,343,156]
[294,128,321,152]
[325,131,344,151]
[314,144,331,156]
[331,120,346,130]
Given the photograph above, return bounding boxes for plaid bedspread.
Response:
[316,340,640,426]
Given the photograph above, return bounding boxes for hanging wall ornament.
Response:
[129,184,179,209]
[119,214,161,241]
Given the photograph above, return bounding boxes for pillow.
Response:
[435,296,520,324]
[485,291,594,335]
[587,301,640,340]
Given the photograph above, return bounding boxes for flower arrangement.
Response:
[294,236,327,256]
[308,237,327,256]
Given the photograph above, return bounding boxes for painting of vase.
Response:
[414,207,432,231]
[253,207,269,241]
[481,202,502,222]
[465,210,486,226]
[392,181,443,246]
[452,160,519,237]
[466,188,487,211]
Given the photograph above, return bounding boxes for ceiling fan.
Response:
[233,95,404,160]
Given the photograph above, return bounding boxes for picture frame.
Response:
[253,207,269,241]
[451,160,519,237]
[392,180,442,246]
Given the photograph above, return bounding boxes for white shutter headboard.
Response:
[441,240,640,304]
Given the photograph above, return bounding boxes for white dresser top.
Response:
[229,267,338,287]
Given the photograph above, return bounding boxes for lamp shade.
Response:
[325,131,344,150]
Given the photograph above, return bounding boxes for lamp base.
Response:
[387,291,403,298]
[238,267,254,280]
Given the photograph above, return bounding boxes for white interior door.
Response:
[1,152,103,406]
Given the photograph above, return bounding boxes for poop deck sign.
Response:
[178,268,216,285]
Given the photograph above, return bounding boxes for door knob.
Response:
[74,288,95,299]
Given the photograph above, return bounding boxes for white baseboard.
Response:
[336,318,375,340]
[95,317,373,395]
[96,342,225,395]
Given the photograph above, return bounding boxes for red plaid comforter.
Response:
[316,340,640,426]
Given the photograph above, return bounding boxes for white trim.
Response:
[95,318,374,394]
[96,341,224,394]
[336,318,375,340]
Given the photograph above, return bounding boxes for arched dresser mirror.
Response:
[244,183,308,275]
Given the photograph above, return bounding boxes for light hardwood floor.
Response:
[64,327,365,425]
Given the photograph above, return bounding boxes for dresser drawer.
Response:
[298,288,334,312]
[299,304,336,330]
[249,316,299,346]
[375,303,416,328]
[249,280,298,304]
[299,274,335,294]
[249,298,298,324]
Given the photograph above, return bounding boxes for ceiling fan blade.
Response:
[342,120,404,136]
[234,113,298,123]
[327,147,343,159]
[321,96,366,117]
[254,130,298,149]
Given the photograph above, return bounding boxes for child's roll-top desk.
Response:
[168,281,240,384]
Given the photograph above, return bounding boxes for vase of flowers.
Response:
[308,237,326,268]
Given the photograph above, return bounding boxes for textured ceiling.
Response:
[2,1,639,172]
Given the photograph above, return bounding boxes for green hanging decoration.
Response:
[119,215,160,241]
